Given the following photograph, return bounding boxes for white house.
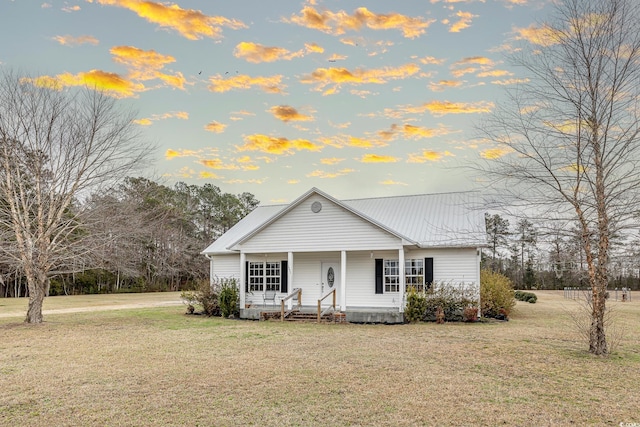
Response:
[201,188,487,323]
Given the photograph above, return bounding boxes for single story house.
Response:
[201,187,487,323]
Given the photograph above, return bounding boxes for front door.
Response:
[320,262,340,309]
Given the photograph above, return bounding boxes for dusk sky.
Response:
[1,0,553,204]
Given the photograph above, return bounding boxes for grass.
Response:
[0,291,639,426]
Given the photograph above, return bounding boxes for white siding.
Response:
[211,255,240,280]
[407,248,480,286]
[238,194,402,253]
[345,250,401,309]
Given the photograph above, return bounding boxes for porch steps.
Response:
[260,310,347,323]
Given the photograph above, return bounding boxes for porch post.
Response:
[240,251,246,308]
[287,251,294,310]
[340,250,347,311]
[399,247,405,313]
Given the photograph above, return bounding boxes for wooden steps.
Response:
[260,310,347,323]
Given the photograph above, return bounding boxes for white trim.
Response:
[399,248,405,312]
[340,250,347,310]
[239,252,246,308]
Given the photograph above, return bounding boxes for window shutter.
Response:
[245,261,249,293]
[375,259,383,294]
[280,260,288,294]
[425,257,434,289]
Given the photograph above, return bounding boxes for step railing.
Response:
[280,288,302,321]
[317,289,336,322]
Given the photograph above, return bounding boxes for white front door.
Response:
[320,262,340,308]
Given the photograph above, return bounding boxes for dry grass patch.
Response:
[0,291,639,426]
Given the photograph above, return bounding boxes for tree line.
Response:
[484,214,640,291]
[0,177,257,298]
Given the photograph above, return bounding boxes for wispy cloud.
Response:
[91,0,246,40]
[378,123,455,140]
[380,179,408,186]
[52,34,99,46]
[284,6,435,39]
[208,74,285,94]
[513,24,559,46]
[269,105,314,122]
[320,157,345,165]
[359,154,399,163]
[306,168,355,179]
[25,70,145,97]
[300,63,420,95]
[204,121,227,133]
[445,10,477,33]
[234,42,307,63]
[480,147,513,159]
[407,150,455,162]
[429,79,463,91]
[134,111,188,125]
[110,45,186,89]
[239,134,322,155]
[385,100,494,118]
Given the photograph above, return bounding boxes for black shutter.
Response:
[425,257,434,289]
[281,260,288,294]
[375,259,383,294]
[245,261,249,293]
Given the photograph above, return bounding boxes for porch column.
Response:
[399,248,405,312]
[240,251,246,308]
[340,250,347,311]
[287,251,294,309]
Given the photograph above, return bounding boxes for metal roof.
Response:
[201,189,486,255]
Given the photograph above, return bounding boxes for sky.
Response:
[0,0,553,204]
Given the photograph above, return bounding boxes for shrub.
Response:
[218,278,240,318]
[405,288,428,323]
[463,306,478,322]
[424,282,477,322]
[480,270,516,318]
[181,281,220,316]
[515,290,537,304]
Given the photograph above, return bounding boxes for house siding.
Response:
[238,194,402,253]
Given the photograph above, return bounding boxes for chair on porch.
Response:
[263,290,278,307]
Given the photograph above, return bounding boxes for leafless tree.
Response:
[0,70,151,323]
[476,0,640,355]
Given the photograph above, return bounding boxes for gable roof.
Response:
[202,188,486,255]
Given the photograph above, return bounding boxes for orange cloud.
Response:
[110,45,186,89]
[136,111,188,125]
[448,10,477,33]
[380,180,408,186]
[321,157,345,165]
[199,159,238,170]
[208,74,285,94]
[93,0,246,40]
[378,123,454,140]
[269,105,314,122]
[53,35,99,46]
[300,63,420,95]
[419,56,446,65]
[491,78,530,85]
[429,80,463,91]
[204,121,227,133]
[239,134,321,155]
[477,69,512,78]
[306,168,355,179]
[407,150,455,163]
[305,42,325,53]
[165,148,205,159]
[25,70,145,98]
[480,147,512,159]
[385,100,494,118]
[514,24,559,46]
[285,6,435,39]
[199,171,222,179]
[360,154,399,163]
[234,42,305,63]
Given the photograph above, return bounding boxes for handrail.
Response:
[280,288,302,321]
[317,289,336,322]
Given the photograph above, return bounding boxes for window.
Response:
[248,261,281,292]
[405,259,425,292]
[248,262,264,292]
[384,260,400,292]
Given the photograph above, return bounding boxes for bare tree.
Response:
[476,0,640,355]
[0,70,150,323]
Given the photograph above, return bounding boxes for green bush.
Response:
[515,290,537,304]
[405,288,428,323]
[218,278,240,318]
[480,270,516,318]
[181,281,220,316]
